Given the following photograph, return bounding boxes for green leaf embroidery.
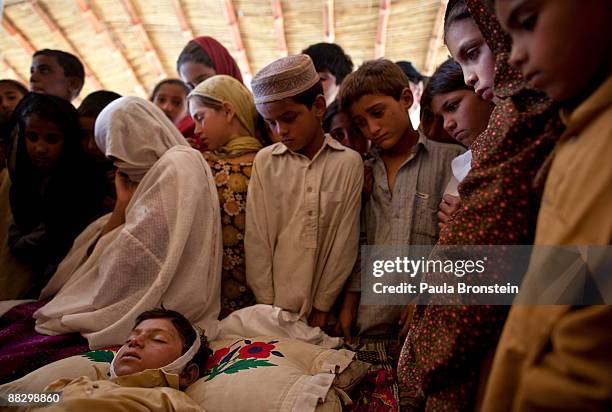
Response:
[205,358,276,381]
[81,350,115,363]
[222,359,276,374]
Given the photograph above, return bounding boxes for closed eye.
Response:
[518,13,537,31]
[466,47,480,61]
[443,100,460,113]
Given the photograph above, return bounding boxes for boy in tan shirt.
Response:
[482,2,612,410]
[245,54,362,328]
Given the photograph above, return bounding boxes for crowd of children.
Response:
[0,0,610,409]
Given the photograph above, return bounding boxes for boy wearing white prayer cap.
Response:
[245,54,362,329]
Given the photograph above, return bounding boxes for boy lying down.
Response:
[27,308,210,412]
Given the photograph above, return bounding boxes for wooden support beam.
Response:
[73,0,147,96]
[2,15,36,56]
[424,0,448,75]
[222,0,252,79]
[270,0,288,57]
[374,0,391,58]
[29,0,103,90]
[119,0,167,79]
[171,0,194,40]
[0,55,28,85]
[323,0,335,43]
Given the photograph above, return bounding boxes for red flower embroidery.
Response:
[238,342,275,359]
[207,347,230,369]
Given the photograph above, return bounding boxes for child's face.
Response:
[496,0,611,103]
[79,116,106,164]
[431,89,493,147]
[179,61,217,89]
[348,91,413,151]
[257,95,326,157]
[113,318,185,377]
[0,83,25,117]
[153,83,188,124]
[446,19,496,102]
[24,114,65,171]
[330,111,370,155]
[189,98,231,151]
[29,55,78,101]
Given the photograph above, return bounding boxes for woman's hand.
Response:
[115,171,139,207]
[98,172,138,239]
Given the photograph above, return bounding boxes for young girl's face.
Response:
[0,83,25,118]
[179,61,216,89]
[431,89,493,147]
[446,18,496,102]
[152,83,188,124]
[189,98,230,151]
[24,114,65,171]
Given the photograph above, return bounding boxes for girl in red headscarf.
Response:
[175,37,243,151]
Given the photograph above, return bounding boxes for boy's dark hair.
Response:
[395,61,426,84]
[302,43,354,85]
[33,49,85,94]
[0,79,28,96]
[443,0,472,43]
[323,100,341,133]
[150,79,190,102]
[134,308,212,378]
[176,41,214,74]
[77,90,122,118]
[288,81,324,109]
[338,59,411,111]
[420,58,471,115]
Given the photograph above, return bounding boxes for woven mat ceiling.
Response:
[1,0,450,100]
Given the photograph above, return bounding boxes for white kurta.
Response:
[245,136,362,318]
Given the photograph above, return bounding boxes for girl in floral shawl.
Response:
[188,75,263,319]
[398,0,563,410]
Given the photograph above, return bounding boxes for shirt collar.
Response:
[271,134,346,156]
[111,368,180,390]
[370,130,429,160]
[558,74,612,141]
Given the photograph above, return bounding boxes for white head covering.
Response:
[109,324,202,378]
[35,97,222,349]
[95,96,189,182]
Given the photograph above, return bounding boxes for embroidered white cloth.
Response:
[33,97,222,348]
[217,304,343,349]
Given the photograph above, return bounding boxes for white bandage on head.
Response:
[110,324,202,378]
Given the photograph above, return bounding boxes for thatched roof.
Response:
[1,0,450,100]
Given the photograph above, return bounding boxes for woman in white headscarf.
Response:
[33,96,222,349]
